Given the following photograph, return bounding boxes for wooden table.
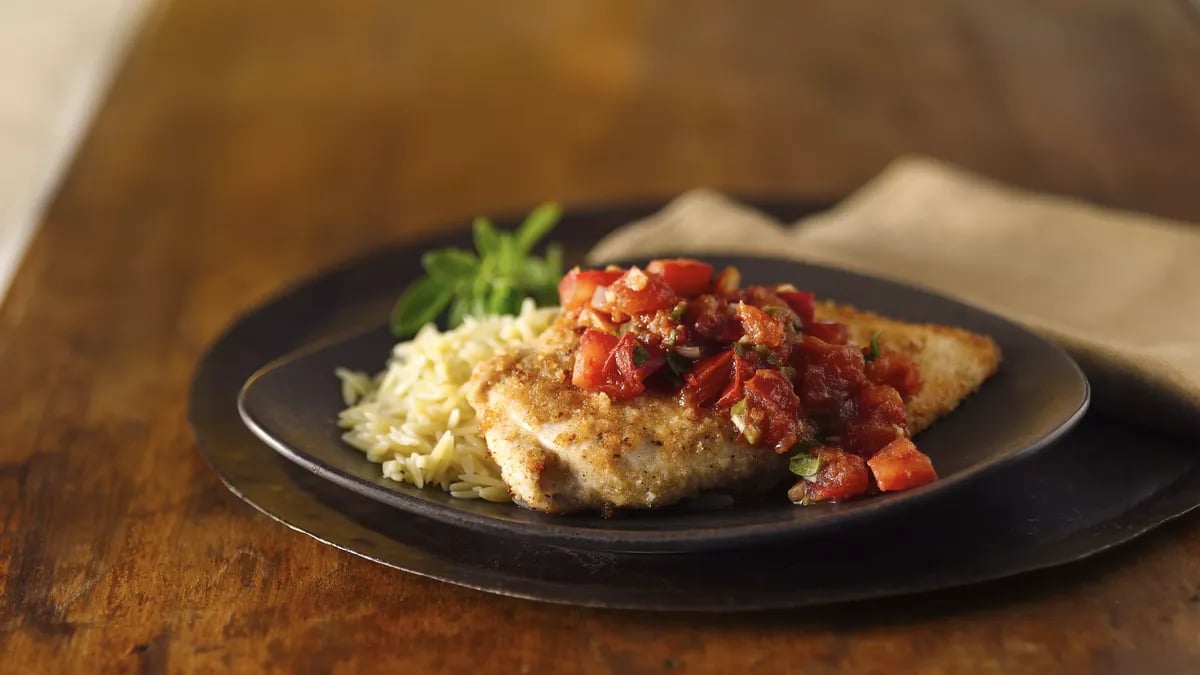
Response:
[4,1,1200,672]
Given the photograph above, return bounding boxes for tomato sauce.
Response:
[558,258,937,503]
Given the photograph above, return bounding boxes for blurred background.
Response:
[4,0,1199,305]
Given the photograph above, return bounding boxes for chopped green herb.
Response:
[866,331,882,361]
[632,344,650,367]
[789,447,822,477]
[667,351,692,376]
[730,397,762,443]
[730,398,748,427]
[390,203,564,336]
[669,301,688,322]
[734,339,750,357]
[762,305,784,317]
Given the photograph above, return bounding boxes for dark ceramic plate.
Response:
[238,253,1088,552]
[191,200,1199,609]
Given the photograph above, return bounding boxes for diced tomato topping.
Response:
[736,302,786,349]
[572,329,619,389]
[789,448,872,504]
[866,350,922,401]
[612,332,666,385]
[804,320,850,345]
[605,267,680,317]
[572,330,668,402]
[712,266,741,297]
[796,336,866,415]
[742,370,803,452]
[843,383,908,457]
[558,268,623,312]
[715,354,756,408]
[680,350,734,409]
[561,260,940,502]
[777,289,815,325]
[868,438,937,491]
[685,294,730,341]
[647,259,713,297]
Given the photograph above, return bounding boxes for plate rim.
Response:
[236,253,1091,552]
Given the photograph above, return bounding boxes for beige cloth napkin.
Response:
[588,157,1200,439]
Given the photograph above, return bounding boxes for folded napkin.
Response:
[588,157,1200,439]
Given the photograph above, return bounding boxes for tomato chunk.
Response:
[647,259,713,297]
[612,332,666,385]
[788,447,872,504]
[796,336,866,415]
[712,266,741,297]
[868,438,937,491]
[866,350,922,401]
[606,267,680,317]
[777,289,815,325]
[715,354,756,409]
[685,294,728,341]
[742,370,803,452]
[804,321,850,345]
[737,302,786,349]
[558,268,623,312]
[843,383,908,457]
[572,329,619,389]
[680,350,734,409]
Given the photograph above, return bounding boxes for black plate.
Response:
[189,200,1200,610]
[238,256,1089,552]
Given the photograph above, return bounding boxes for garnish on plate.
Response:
[389,203,565,337]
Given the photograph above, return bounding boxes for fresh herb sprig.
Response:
[390,203,564,337]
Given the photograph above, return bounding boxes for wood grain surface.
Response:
[3,1,1200,672]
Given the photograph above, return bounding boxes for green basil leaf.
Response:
[422,248,478,282]
[488,279,518,314]
[543,242,564,279]
[515,202,562,252]
[473,217,501,257]
[447,294,471,329]
[496,235,521,278]
[390,277,454,337]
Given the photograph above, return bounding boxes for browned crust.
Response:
[813,301,1002,433]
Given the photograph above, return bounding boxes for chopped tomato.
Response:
[804,320,850,345]
[605,267,680,317]
[736,302,786,349]
[712,266,741,297]
[561,261,940,503]
[742,370,803,452]
[680,350,734,409]
[777,289,815,325]
[685,294,730,341]
[796,336,866,415]
[558,268,623,312]
[715,354,755,408]
[866,351,922,401]
[843,383,908,457]
[868,438,937,491]
[789,448,872,504]
[647,259,713,297]
[612,332,666,384]
[572,329,619,389]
